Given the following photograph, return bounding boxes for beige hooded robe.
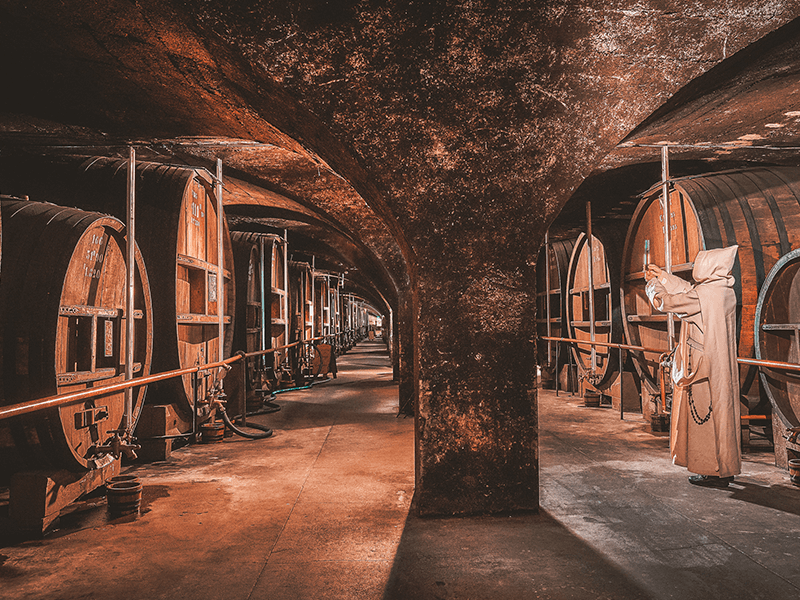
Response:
[646,246,741,477]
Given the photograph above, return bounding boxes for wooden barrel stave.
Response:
[0,199,152,472]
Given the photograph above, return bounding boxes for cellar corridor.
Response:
[1,342,797,599]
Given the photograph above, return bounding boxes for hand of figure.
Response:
[645,264,663,282]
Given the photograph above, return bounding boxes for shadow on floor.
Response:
[381,508,651,600]
[727,480,800,517]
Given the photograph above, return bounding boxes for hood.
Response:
[692,245,738,284]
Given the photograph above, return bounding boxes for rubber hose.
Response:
[218,406,273,439]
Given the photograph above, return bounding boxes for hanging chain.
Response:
[684,344,711,425]
[687,385,712,425]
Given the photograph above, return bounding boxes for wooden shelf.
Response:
[570,320,611,328]
[627,314,668,323]
[762,323,800,332]
[569,282,611,294]
[177,314,233,324]
[176,253,232,279]
[57,367,117,385]
[625,263,694,282]
[60,305,121,318]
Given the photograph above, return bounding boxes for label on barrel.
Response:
[208,273,218,302]
[83,233,106,279]
[190,199,204,227]
[104,319,114,357]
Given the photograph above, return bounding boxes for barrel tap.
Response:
[206,364,232,413]
[94,428,142,461]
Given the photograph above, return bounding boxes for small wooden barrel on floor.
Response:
[536,237,576,386]
[0,199,152,472]
[621,167,800,396]
[566,232,623,390]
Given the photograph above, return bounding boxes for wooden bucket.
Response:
[199,421,225,443]
[536,237,576,383]
[566,232,623,390]
[788,458,800,486]
[621,167,800,395]
[0,199,152,471]
[106,477,143,516]
[583,390,601,408]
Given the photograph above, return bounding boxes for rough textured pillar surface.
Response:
[416,267,538,515]
[397,290,416,417]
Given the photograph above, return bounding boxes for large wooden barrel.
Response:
[0,199,152,471]
[231,232,288,390]
[536,237,576,381]
[566,232,623,390]
[314,274,332,338]
[0,157,236,422]
[755,248,800,465]
[621,167,800,396]
[289,261,313,343]
[78,160,235,421]
[330,278,341,339]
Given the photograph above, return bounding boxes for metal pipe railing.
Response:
[543,335,800,373]
[543,334,797,422]
[0,354,241,421]
[0,327,368,422]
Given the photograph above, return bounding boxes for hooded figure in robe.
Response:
[645,245,740,486]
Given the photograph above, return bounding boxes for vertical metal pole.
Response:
[586,201,597,377]
[124,146,136,435]
[544,231,552,365]
[568,343,575,396]
[619,345,624,420]
[661,145,675,350]
[311,257,316,339]
[259,237,267,368]
[554,335,560,397]
[283,231,289,366]
[216,159,224,364]
[192,370,199,439]
[240,351,247,428]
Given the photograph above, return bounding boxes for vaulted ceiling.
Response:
[2,0,800,315]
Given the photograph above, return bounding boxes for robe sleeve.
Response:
[646,273,701,318]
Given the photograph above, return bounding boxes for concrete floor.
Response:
[1,342,799,599]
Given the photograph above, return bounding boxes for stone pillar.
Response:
[413,265,538,516]
[397,289,416,416]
